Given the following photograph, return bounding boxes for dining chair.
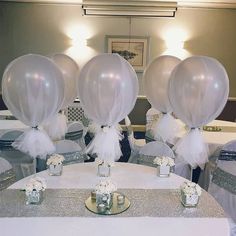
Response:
[137,140,191,179]
[0,130,35,180]
[198,146,221,191]
[0,157,16,190]
[137,140,175,167]
[54,140,88,165]
[66,121,87,150]
[208,140,236,235]
[124,116,146,163]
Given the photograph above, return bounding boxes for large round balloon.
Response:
[51,54,79,110]
[169,56,229,128]
[78,53,139,126]
[2,54,64,127]
[143,55,181,113]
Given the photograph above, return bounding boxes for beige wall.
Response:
[0,2,236,96]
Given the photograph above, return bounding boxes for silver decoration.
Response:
[212,167,236,194]
[25,190,43,205]
[0,189,225,218]
[85,192,130,215]
[96,192,113,210]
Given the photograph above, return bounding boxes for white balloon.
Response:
[2,54,64,127]
[51,54,79,110]
[169,56,229,168]
[2,54,65,158]
[143,55,181,113]
[169,56,229,128]
[78,53,139,126]
[77,53,139,163]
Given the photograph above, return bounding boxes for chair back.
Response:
[66,121,86,150]
[217,140,236,175]
[54,140,87,165]
[124,116,135,147]
[0,157,16,190]
[0,130,24,141]
[208,140,236,224]
[138,141,175,167]
[0,130,34,180]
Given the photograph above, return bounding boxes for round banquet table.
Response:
[1,162,230,236]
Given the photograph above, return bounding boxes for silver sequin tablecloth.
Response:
[0,188,225,218]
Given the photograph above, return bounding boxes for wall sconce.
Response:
[64,24,95,66]
[165,40,185,50]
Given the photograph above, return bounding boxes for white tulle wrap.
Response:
[43,113,68,141]
[174,128,209,169]
[86,125,123,163]
[12,128,55,159]
[152,113,180,144]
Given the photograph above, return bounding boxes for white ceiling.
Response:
[2,0,236,8]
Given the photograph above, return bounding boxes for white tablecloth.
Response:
[5,162,230,236]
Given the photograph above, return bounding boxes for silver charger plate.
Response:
[85,192,130,215]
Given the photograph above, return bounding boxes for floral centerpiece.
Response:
[180,181,202,207]
[95,179,117,211]
[47,153,65,176]
[25,177,46,205]
[95,158,114,177]
[153,156,175,177]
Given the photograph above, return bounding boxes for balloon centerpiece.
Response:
[43,54,79,141]
[169,56,229,168]
[78,54,138,164]
[143,55,181,144]
[2,54,64,158]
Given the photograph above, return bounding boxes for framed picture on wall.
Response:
[106,35,149,72]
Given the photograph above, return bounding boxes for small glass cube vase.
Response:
[48,163,63,176]
[25,190,44,205]
[181,190,199,207]
[157,165,170,177]
[97,162,111,177]
[96,192,113,212]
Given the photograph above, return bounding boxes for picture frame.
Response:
[106,35,149,72]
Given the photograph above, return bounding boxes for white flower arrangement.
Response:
[25,177,47,194]
[95,158,114,167]
[153,156,175,167]
[47,153,65,166]
[180,181,202,196]
[95,179,117,195]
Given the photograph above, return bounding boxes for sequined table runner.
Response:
[0,189,225,218]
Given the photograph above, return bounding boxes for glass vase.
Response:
[97,162,111,177]
[96,192,113,212]
[48,163,63,176]
[157,165,170,177]
[25,190,44,205]
[181,190,199,207]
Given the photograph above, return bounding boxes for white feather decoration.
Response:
[12,128,55,159]
[43,113,68,141]
[153,113,180,144]
[173,128,209,169]
[86,125,123,163]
